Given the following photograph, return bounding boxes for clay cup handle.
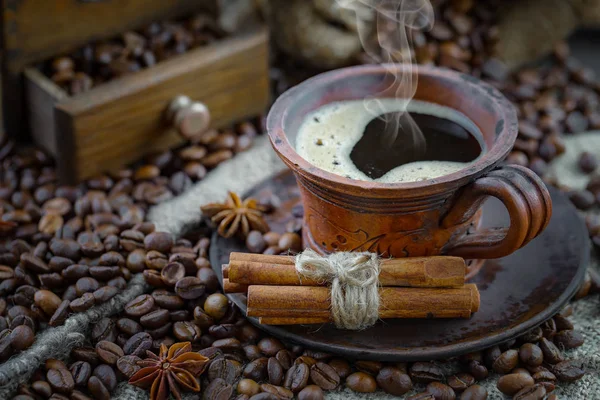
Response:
[441,164,552,259]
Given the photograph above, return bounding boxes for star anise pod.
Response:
[201,191,269,239]
[128,342,209,400]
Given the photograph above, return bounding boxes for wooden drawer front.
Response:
[26,29,269,183]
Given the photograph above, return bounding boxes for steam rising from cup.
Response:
[336,0,434,153]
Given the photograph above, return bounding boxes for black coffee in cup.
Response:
[295,99,485,183]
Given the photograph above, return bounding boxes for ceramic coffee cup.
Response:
[266,65,552,259]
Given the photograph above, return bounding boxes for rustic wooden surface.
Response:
[2,0,216,139]
[29,29,269,183]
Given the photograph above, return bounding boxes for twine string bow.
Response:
[295,249,381,330]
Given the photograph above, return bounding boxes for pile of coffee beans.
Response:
[41,13,226,95]
[0,120,259,363]
[11,280,587,400]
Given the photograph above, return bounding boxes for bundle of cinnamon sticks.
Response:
[223,252,480,325]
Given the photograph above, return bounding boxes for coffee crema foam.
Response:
[295,99,485,183]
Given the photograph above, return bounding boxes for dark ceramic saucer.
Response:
[210,171,589,361]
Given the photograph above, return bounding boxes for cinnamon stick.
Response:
[246,284,479,323]
[226,252,465,288]
[222,279,249,294]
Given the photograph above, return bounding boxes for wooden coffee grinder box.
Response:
[2,0,269,183]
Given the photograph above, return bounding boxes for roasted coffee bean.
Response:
[553,315,574,331]
[123,332,152,357]
[44,358,68,370]
[32,380,53,397]
[116,318,142,336]
[62,264,90,280]
[124,294,154,317]
[459,384,487,400]
[482,345,501,368]
[20,253,50,273]
[193,306,215,328]
[70,292,95,312]
[248,394,278,400]
[152,289,184,309]
[261,383,294,399]
[426,381,456,400]
[539,337,563,364]
[160,262,185,286]
[552,359,585,382]
[541,318,557,339]
[70,361,92,387]
[309,361,339,390]
[532,370,556,383]
[295,356,317,367]
[447,372,475,393]
[91,318,117,344]
[87,376,109,400]
[75,277,100,296]
[144,231,173,253]
[519,343,543,366]
[579,151,598,173]
[297,385,324,400]
[71,390,93,400]
[512,383,546,400]
[553,330,584,350]
[323,359,350,380]
[169,309,190,322]
[204,293,229,320]
[71,347,100,366]
[270,350,293,371]
[209,324,237,339]
[50,239,81,260]
[116,355,141,378]
[246,231,267,253]
[143,269,164,287]
[354,360,382,374]
[126,249,147,272]
[237,378,261,396]
[92,364,117,392]
[89,266,119,280]
[173,320,201,342]
[95,340,124,365]
[376,367,412,395]
[258,337,285,357]
[33,289,62,316]
[243,345,262,361]
[93,286,119,303]
[47,368,75,394]
[209,358,242,384]
[175,276,205,299]
[521,327,543,343]
[410,362,445,383]
[139,308,169,329]
[496,372,535,395]
[467,360,488,380]
[569,190,596,210]
[284,362,310,393]
[345,371,377,393]
[213,337,241,351]
[240,357,267,381]
[9,325,35,350]
[9,316,35,332]
[492,349,519,373]
[278,232,302,252]
[204,378,233,400]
